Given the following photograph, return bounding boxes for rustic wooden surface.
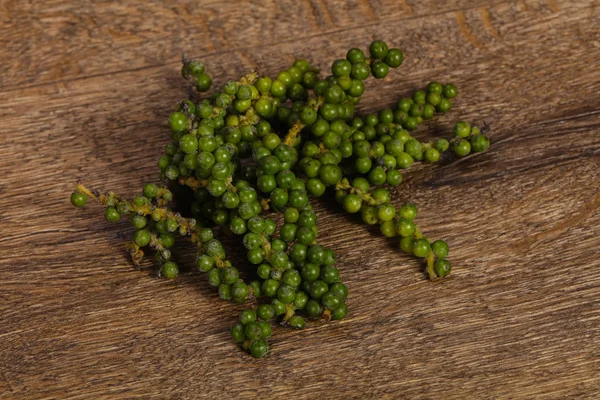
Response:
[1,0,599,398]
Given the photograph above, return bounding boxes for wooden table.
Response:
[1,0,599,398]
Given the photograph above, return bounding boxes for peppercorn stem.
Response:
[426,251,436,280]
[283,96,324,146]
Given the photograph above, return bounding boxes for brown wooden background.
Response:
[1,0,599,398]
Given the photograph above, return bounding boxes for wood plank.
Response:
[1,0,599,398]
[1,0,506,91]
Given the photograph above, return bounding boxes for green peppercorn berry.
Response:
[195,73,212,92]
[179,134,198,154]
[412,238,431,258]
[371,62,389,79]
[369,40,389,59]
[354,157,372,174]
[231,323,245,343]
[332,302,348,320]
[396,152,414,169]
[434,138,450,152]
[272,299,286,316]
[132,229,151,247]
[245,321,264,341]
[454,121,471,138]
[300,263,319,283]
[160,233,175,248]
[161,261,179,279]
[380,220,397,238]
[249,339,268,358]
[283,269,302,288]
[247,248,264,265]
[404,116,419,131]
[426,81,443,94]
[395,99,411,113]
[141,184,159,199]
[409,103,424,118]
[306,299,323,318]
[293,58,311,72]
[232,282,249,302]
[424,147,441,163]
[360,205,378,225]
[443,83,458,98]
[276,284,296,304]
[168,112,188,133]
[369,166,387,185]
[255,77,272,94]
[288,315,306,329]
[327,283,347,301]
[218,284,232,300]
[399,236,414,254]
[404,139,423,159]
[270,79,286,97]
[259,321,272,338]
[332,59,352,77]
[346,48,366,63]
[319,164,342,185]
[437,98,452,113]
[262,279,280,297]
[422,104,436,120]
[257,304,275,321]
[131,214,147,229]
[196,254,214,272]
[101,206,120,223]
[435,259,452,278]
[239,308,257,325]
[377,203,396,222]
[267,188,286,209]
[207,268,221,287]
[399,203,417,220]
[396,219,416,237]
[322,292,342,310]
[470,134,490,153]
[386,169,403,186]
[432,240,449,259]
[254,98,273,118]
[343,194,362,213]
[71,192,87,207]
[425,91,441,105]
[310,280,329,299]
[453,139,472,157]
[305,178,325,197]
[383,48,403,68]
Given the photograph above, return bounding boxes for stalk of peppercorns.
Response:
[70,40,491,358]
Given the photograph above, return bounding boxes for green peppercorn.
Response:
[453,139,472,157]
[332,302,348,320]
[399,203,417,220]
[443,83,458,98]
[454,121,471,138]
[432,240,449,259]
[132,229,151,247]
[169,112,188,133]
[424,147,441,163]
[288,315,306,329]
[384,48,403,68]
[369,40,389,59]
[470,134,490,153]
[371,62,389,79]
[412,238,431,258]
[343,194,362,213]
[435,259,452,278]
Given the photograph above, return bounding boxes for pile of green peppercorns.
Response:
[71,40,491,358]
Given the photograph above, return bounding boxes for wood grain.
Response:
[1,0,599,398]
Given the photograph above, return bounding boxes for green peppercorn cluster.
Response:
[71,39,491,358]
